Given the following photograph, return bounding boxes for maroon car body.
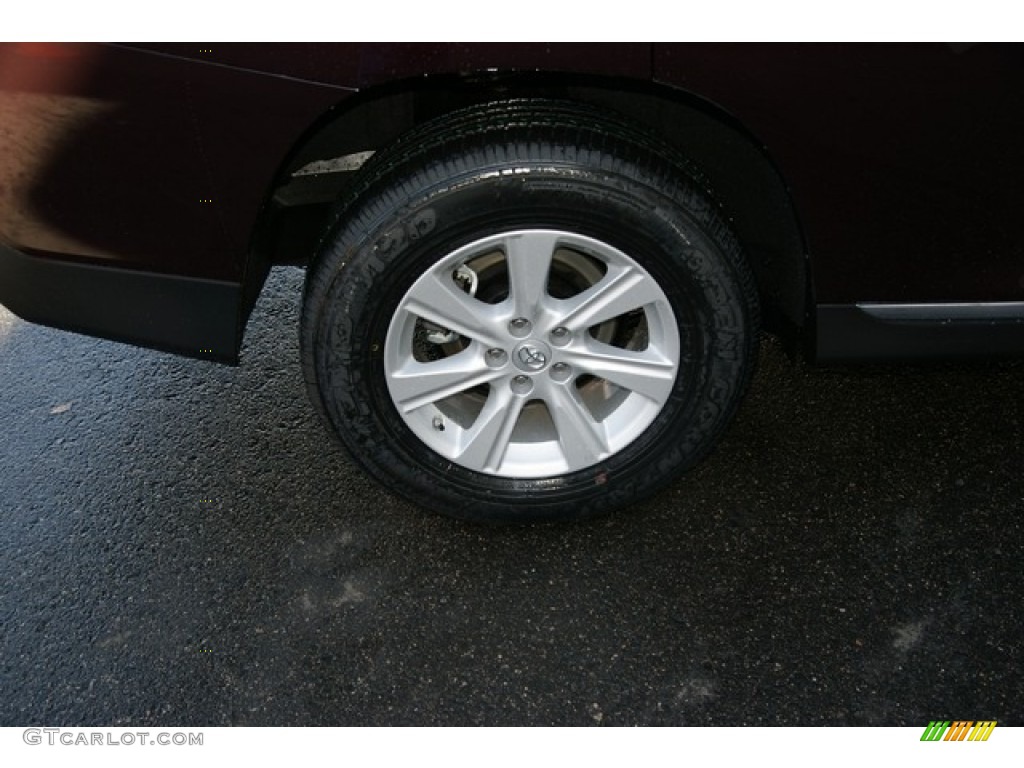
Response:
[2,42,1021,364]
[1,43,1022,521]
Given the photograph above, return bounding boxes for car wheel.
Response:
[300,100,759,522]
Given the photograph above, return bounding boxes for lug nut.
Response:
[510,375,534,395]
[549,327,570,346]
[549,362,572,383]
[486,348,507,367]
[508,318,532,337]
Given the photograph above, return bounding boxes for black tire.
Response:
[301,100,759,523]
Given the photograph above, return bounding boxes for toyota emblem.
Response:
[517,345,547,370]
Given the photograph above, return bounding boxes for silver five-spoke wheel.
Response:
[384,230,680,477]
[301,100,758,522]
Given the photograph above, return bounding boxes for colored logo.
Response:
[920,721,997,741]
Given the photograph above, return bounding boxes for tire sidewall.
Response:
[313,161,752,520]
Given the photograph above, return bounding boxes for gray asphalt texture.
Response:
[2,267,1022,726]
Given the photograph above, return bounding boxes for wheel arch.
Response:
[247,72,809,342]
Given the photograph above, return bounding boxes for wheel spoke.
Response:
[555,265,662,331]
[561,340,676,403]
[454,386,525,472]
[504,231,558,319]
[389,347,502,412]
[543,383,611,468]
[402,271,504,347]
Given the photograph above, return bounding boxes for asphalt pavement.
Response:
[2,267,1022,726]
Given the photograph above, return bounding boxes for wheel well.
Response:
[252,73,808,338]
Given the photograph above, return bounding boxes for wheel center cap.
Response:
[512,340,552,372]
